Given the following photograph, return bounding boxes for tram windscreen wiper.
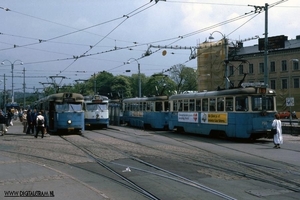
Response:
[70,104,75,111]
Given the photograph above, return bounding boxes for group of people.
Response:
[21,109,47,138]
[0,108,46,138]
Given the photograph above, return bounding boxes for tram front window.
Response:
[252,96,274,111]
[86,104,107,111]
[56,103,82,112]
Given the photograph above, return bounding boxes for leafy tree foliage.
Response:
[168,64,197,93]
[143,74,177,96]
[110,75,131,98]
[22,64,198,105]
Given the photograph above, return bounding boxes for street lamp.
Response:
[208,31,228,89]
[1,59,23,103]
[288,59,299,127]
[126,58,141,97]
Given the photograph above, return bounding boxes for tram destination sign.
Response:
[258,35,286,51]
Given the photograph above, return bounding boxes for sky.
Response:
[0,0,299,93]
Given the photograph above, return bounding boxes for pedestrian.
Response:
[35,112,45,138]
[0,110,7,136]
[26,109,34,134]
[41,110,48,135]
[22,110,28,133]
[6,109,14,127]
[272,113,283,149]
[31,109,37,134]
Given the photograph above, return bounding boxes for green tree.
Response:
[87,71,114,97]
[111,75,132,99]
[128,73,148,97]
[168,64,197,93]
[143,74,177,96]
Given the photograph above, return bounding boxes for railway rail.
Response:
[0,121,299,199]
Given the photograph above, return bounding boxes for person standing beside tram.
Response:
[272,113,283,149]
[35,112,45,138]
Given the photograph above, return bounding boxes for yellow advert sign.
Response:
[201,113,227,125]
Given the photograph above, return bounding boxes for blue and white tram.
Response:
[168,85,277,139]
[37,93,85,133]
[122,96,169,129]
[83,95,109,129]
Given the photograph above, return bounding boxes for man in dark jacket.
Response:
[31,109,37,134]
[26,109,33,134]
[0,110,7,136]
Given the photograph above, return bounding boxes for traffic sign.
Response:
[286,97,294,106]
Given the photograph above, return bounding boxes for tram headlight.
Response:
[67,120,72,124]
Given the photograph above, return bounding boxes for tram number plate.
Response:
[68,127,75,132]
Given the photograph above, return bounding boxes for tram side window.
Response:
[183,99,189,111]
[150,102,155,111]
[217,97,224,111]
[196,99,201,111]
[235,97,248,111]
[189,99,194,111]
[202,99,208,111]
[146,102,151,111]
[178,100,183,111]
[209,98,216,111]
[130,103,135,111]
[225,97,233,111]
[156,102,162,111]
[164,101,169,111]
[140,102,144,111]
[173,100,178,111]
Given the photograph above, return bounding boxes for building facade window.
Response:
[249,63,253,74]
[282,79,288,89]
[293,61,299,71]
[294,78,299,88]
[239,65,243,75]
[270,80,276,89]
[270,61,276,72]
[281,60,287,71]
[259,63,264,74]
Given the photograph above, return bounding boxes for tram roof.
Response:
[123,96,168,103]
[169,87,276,100]
[47,93,84,101]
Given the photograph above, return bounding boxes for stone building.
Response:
[197,35,300,112]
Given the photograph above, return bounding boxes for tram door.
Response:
[49,101,55,130]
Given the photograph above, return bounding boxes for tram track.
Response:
[90,127,300,194]
[62,132,237,200]
[0,135,160,200]
[1,126,299,199]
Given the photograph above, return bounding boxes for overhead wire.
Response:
[57,1,156,74]
[0,0,290,83]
